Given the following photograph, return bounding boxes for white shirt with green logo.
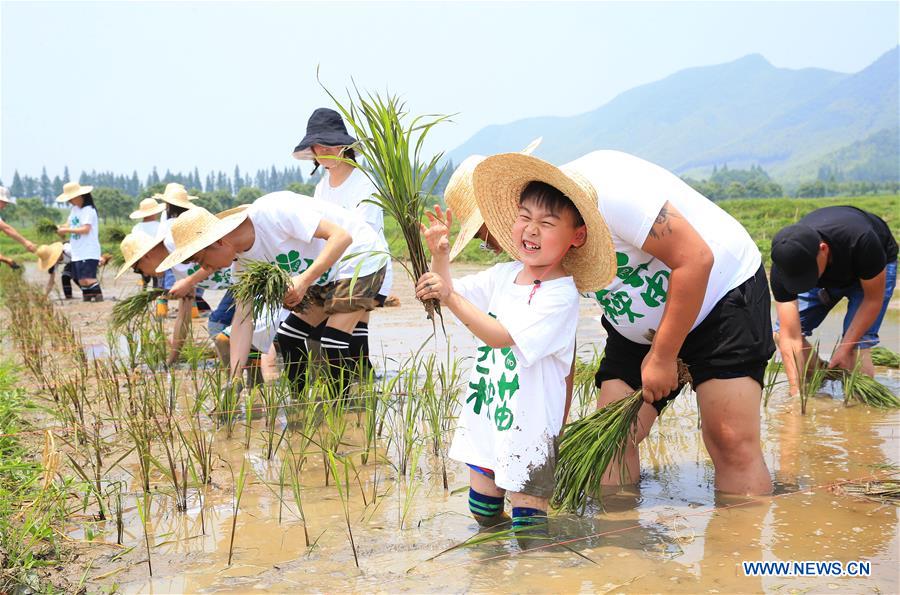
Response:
[67,205,100,261]
[568,151,761,345]
[447,261,578,496]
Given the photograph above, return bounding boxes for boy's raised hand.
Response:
[416,271,450,302]
[420,206,453,258]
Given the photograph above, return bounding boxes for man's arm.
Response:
[639,201,714,402]
[830,269,886,369]
[775,300,805,395]
[0,220,36,252]
[169,267,211,298]
[228,299,255,380]
[167,297,193,365]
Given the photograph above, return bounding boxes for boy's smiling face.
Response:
[512,198,586,268]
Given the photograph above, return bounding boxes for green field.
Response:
[2,195,898,269]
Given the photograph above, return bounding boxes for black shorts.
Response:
[595,265,775,415]
[71,259,99,282]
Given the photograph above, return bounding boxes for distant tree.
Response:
[63,166,71,183]
[286,182,316,196]
[234,165,243,192]
[39,167,52,204]
[236,186,263,204]
[92,187,134,220]
[10,171,24,198]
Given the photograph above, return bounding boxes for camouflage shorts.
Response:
[307,267,387,315]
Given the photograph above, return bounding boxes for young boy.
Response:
[155,191,388,394]
[416,175,612,534]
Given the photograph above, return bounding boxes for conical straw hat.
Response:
[160,183,198,210]
[116,231,161,279]
[56,181,94,203]
[471,152,615,293]
[36,242,64,272]
[446,138,542,261]
[129,196,167,220]
[155,206,249,273]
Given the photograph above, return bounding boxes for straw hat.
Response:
[155,206,249,273]
[160,183,198,210]
[56,181,94,203]
[129,196,166,220]
[36,243,64,272]
[116,231,160,279]
[446,138,543,261]
[471,153,615,293]
[0,186,14,205]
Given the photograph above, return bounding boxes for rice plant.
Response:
[326,451,360,568]
[825,365,900,408]
[762,356,784,407]
[110,289,165,330]
[227,458,249,566]
[871,346,900,368]
[231,260,302,325]
[321,77,449,324]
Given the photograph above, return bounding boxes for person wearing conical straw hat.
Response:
[415,155,610,538]
[0,186,38,261]
[473,150,775,497]
[35,242,65,296]
[293,107,395,376]
[56,181,103,302]
[129,196,166,290]
[156,183,205,317]
[155,190,388,398]
[116,221,238,369]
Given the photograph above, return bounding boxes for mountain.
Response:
[447,47,899,182]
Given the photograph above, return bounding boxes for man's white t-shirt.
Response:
[131,219,160,239]
[234,191,387,284]
[447,261,579,496]
[67,205,101,261]
[567,151,761,345]
[314,168,393,296]
[160,216,191,280]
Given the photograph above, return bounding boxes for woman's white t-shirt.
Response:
[67,205,101,261]
[131,219,160,239]
[314,168,393,296]
[567,150,761,345]
[447,261,579,496]
[234,191,387,285]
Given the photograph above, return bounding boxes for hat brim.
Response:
[116,236,164,280]
[292,131,358,160]
[55,185,94,203]
[129,203,167,220]
[160,195,197,210]
[449,210,485,262]
[471,153,615,293]
[155,211,249,273]
[36,243,64,272]
[771,262,819,296]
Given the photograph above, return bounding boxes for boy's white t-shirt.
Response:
[567,150,761,345]
[159,216,191,279]
[67,205,101,261]
[159,217,232,289]
[234,191,387,285]
[314,168,393,296]
[447,261,579,495]
[131,219,160,239]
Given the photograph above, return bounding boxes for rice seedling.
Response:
[871,346,900,368]
[135,492,153,577]
[825,366,900,408]
[573,349,604,419]
[227,458,249,566]
[762,356,784,407]
[326,451,360,568]
[552,360,691,513]
[151,414,190,512]
[110,289,165,331]
[796,348,827,415]
[321,78,450,324]
[258,380,289,460]
[35,217,59,240]
[399,441,425,530]
[837,479,900,504]
[231,260,304,325]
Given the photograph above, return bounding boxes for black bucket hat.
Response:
[292,108,357,160]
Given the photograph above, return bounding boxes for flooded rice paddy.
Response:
[10,264,900,593]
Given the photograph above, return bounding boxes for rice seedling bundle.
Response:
[321,77,450,323]
[871,346,900,368]
[838,479,900,504]
[821,368,900,409]
[111,288,165,330]
[552,360,691,513]
[231,260,308,323]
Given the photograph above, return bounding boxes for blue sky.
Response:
[1,1,897,183]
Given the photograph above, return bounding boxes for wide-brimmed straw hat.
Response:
[446,138,543,261]
[56,181,94,204]
[116,231,160,279]
[292,108,357,161]
[129,196,166,220]
[160,183,198,210]
[36,243,64,272]
[471,153,615,292]
[0,186,14,205]
[155,206,250,273]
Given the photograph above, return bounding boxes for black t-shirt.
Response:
[771,206,898,302]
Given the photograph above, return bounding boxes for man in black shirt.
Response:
[770,206,897,395]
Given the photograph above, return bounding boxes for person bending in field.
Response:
[155,191,387,398]
[416,173,612,538]
[0,186,38,259]
[473,150,776,497]
[770,206,897,392]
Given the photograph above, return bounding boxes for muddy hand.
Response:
[416,271,450,302]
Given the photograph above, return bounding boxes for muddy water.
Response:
[21,263,900,593]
